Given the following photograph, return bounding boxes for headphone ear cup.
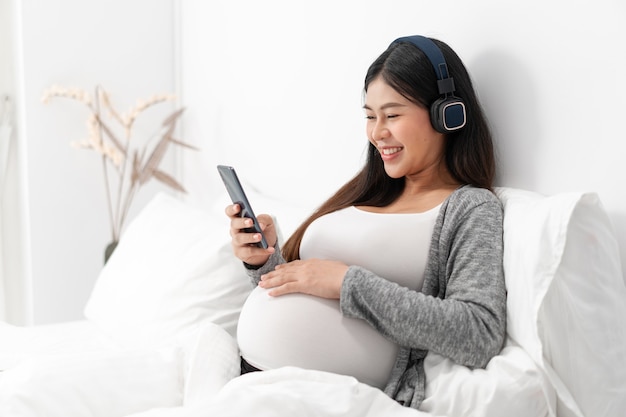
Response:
[430,97,467,133]
[429,98,447,133]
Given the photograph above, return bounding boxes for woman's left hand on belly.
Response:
[259,259,349,299]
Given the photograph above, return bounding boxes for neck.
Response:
[402,163,460,196]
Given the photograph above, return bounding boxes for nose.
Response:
[370,119,390,142]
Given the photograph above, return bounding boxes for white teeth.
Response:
[381,147,402,155]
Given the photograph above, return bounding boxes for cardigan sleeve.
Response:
[339,188,506,369]
[244,242,286,285]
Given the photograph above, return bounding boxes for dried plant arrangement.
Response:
[42,85,197,256]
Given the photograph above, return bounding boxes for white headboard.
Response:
[178,0,626,281]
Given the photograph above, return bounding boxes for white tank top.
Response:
[237,205,439,389]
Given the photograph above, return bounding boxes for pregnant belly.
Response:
[237,286,398,389]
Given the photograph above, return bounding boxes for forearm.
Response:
[340,266,506,368]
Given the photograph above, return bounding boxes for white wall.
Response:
[6,0,179,324]
[178,0,626,281]
[3,0,625,325]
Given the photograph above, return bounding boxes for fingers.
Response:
[224,203,276,266]
[232,220,266,246]
[259,268,297,297]
[230,237,275,267]
[224,203,241,217]
[258,260,347,299]
[225,204,258,239]
[225,204,273,237]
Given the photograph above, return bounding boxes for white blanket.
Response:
[1,320,551,417]
[178,322,549,417]
[0,321,422,417]
[172,323,427,417]
[128,367,427,417]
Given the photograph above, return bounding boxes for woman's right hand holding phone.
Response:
[225,203,277,267]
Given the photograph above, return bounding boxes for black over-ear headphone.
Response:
[391,35,466,133]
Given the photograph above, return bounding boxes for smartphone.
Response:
[217,165,269,249]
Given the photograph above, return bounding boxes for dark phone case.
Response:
[217,165,269,249]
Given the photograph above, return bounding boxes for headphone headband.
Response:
[391,35,454,95]
[392,36,448,79]
[389,35,466,133]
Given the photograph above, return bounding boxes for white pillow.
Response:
[421,338,553,417]
[0,347,183,417]
[182,322,240,405]
[84,193,253,346]
[496,187,626,417]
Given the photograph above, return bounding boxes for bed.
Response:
[1,185,625,417]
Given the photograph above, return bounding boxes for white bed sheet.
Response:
[0,320,191,417]
[0,320,117,371]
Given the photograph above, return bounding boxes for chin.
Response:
[383,166,404,179]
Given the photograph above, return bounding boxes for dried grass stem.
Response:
[42,84,197,242]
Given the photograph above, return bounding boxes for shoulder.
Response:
[438,185,503,228]
[448,185,500,206]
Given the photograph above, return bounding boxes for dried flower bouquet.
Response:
[42,85,197,248]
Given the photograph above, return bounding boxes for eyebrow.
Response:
[362,102,407,111]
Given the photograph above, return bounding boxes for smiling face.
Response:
[364,76,449,183]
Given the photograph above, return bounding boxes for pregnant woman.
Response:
[225,35,506,409]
